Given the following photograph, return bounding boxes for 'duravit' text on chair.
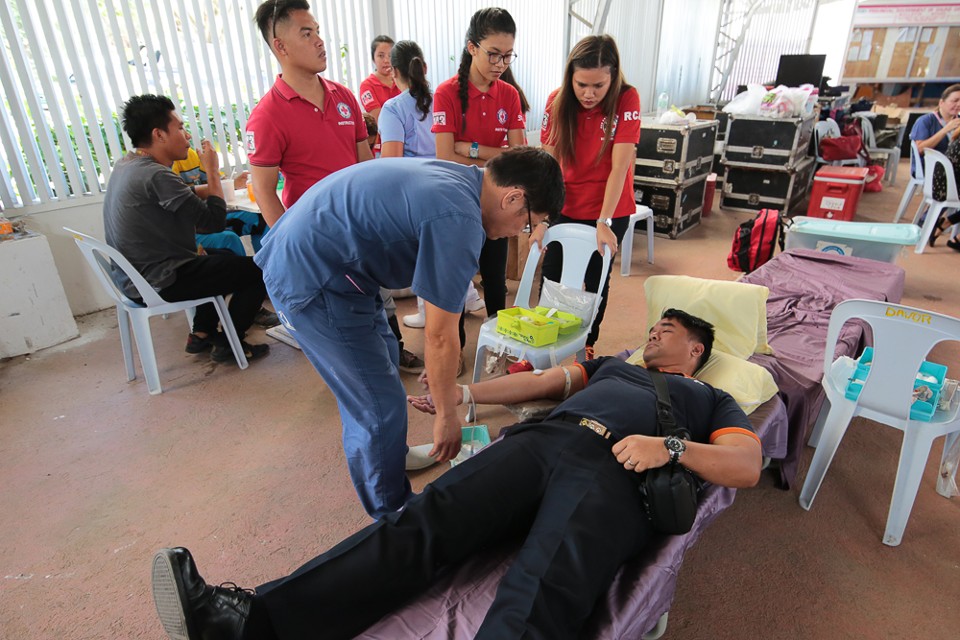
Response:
[65,227,248,395]
[799,299,960,546]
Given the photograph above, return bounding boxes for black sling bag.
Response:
[639,370,702,535]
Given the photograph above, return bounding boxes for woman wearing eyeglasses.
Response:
[431,7,528,371]
[535,35,641,360]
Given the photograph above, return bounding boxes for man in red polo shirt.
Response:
[246,0,372,228]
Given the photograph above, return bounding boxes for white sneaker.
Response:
[465,283,485,313]
[403,297,426,328]
[405,443,438,471]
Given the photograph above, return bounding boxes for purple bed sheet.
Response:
[358,398,786,640]
[742,249,905,488]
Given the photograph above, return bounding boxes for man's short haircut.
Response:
[255,0,310,45]
[661,308,714,370]
[485,147,565,223]
[121,94,176,148]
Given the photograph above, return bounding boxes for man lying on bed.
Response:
[151,309,762,640]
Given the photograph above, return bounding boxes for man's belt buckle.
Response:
[579,417,611,439]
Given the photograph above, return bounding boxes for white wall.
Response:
[17,196,115,316]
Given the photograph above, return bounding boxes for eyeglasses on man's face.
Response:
[472,41,517,66]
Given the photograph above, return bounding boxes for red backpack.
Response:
[727,209,786,273]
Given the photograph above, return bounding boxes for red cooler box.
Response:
[806,166,869,221]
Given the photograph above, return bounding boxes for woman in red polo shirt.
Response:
[359,35,401,156]
[536,35,641,359]
[432,7,526,330]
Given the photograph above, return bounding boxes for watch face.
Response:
[665,437,685,453]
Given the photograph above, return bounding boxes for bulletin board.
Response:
[841,1,960,82]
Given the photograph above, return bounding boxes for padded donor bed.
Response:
[359,276,792,639]
[741,249,905,487]
[360,250,904,639]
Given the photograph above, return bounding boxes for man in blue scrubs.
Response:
[254,147,564,518]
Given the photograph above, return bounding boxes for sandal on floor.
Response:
[930,218,950,247]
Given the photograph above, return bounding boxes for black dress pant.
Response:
[458,236,508,349]
[540,216,629,347]
[254,421,653,640]
[157,254,266,338]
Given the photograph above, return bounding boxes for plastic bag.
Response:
[658,107,695,125]
[863,165,885,192]
[759,86,793,118]
[722,84,767,116]
[540,278,597,328]
[937,431,960,498]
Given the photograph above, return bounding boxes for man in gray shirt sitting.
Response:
[104,94,269,362]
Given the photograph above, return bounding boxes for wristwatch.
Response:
[469,142,480,159]
[599,217,613,228]
[664,435,686,463]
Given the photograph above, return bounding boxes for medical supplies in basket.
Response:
[844,347,948,422]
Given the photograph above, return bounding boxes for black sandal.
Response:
[930,218,950,247]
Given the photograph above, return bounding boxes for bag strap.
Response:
[647,370,690,439]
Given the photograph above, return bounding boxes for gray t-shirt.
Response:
[103,153,225,296]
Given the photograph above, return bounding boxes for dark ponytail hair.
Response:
[457,7,517,133]
[391,40,432,121]
[370,35,394,62]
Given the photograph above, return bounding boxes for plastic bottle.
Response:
[656,92,669,119]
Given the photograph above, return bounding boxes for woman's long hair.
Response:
[548,35,631,166]
[391,40,431,121]
[456,7,517,133]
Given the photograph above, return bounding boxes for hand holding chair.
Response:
[912,149,960,254]
[799,299,960,546]
[65,227,248,395]
[471,224,611,385]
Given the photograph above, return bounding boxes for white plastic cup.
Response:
[222,181,237,205]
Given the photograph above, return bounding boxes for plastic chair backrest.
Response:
[823,299,960,420]
[64,227,166,307]
[922,149,959,202]
[514,223,612,325]
[857,115,878,148]
[911,141,924,181]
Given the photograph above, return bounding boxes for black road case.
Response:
[633,174,707,239]
[719,156,816,216]
[722,113,814,171]
[635,119,717,186]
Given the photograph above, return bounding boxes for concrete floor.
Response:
[2,158,959,639]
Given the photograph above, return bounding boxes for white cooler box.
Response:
[784,217,920,264]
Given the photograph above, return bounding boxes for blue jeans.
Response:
[272,289,411,519]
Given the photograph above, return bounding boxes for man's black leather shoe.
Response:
[152,547,253,640]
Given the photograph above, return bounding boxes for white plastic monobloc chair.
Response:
[471,224,611,384]
[814,118,862,167]
[892,141,926,224]
[65,227,248,395]
[620,204,655,276]
[798,299,960,546]
[912,149,960,254]
[854,114,900,185]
